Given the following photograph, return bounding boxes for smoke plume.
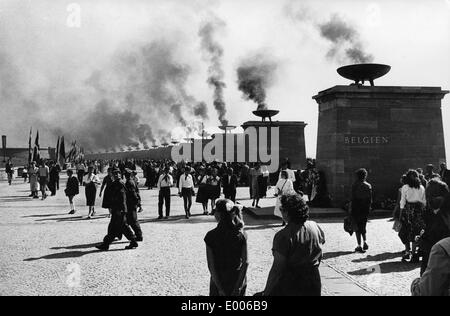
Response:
[236,53,278,110]
[318,14,374,63]
[199,16,229,126]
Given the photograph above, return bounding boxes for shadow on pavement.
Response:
[323,251,354,260]
[348,261,420,275]
[0,197,35,203]
[24,246,134,261]
[22,213,68,218]
[351,252,403,263]
[51,241,129,250]
[34,215,109,222]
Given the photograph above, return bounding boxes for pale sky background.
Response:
[0,0,449,158]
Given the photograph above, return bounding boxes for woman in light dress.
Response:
[28,162,40,198]
[274,170,295,225]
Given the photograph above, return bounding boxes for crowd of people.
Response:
[348,163,450,296]
[2,156,449,296]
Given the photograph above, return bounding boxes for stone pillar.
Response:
[241,121,307,171]
[313,85,448,206]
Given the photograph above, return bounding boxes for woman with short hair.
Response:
[84,166,100,219]
[65,169,79,215]
[205,199,248,296]
[260,193,325,296]
[351,168,372,253]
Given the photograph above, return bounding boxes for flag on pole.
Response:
[28,127,33,165]
[59,136,66,166]
[33,130,40,163]
[56,136,60,163]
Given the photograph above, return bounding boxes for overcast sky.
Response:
[0,0,449,157]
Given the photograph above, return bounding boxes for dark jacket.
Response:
[109,179,127,212]
[125,179,141,210]
[222,174,238,195]
[65,176,79,196]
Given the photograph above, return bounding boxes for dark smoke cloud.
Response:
[193,101,208,119]
[318,14,374,63]
[199,16,228,126]
[170,103,188,127]
[236,53,278,110]
[284,2,374,64]
[67,100,156,151]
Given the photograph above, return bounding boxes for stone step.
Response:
[243,206,393,219]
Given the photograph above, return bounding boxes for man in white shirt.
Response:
[157,167,173,219]
[179,167,194,219]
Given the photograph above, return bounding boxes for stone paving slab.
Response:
[0,175,416,296]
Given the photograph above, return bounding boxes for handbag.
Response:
[344,216,354,236]
[393,220,402,233]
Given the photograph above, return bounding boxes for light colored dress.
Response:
[29,167,40,191]
[274,178,295,218]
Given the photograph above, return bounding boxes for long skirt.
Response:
[30,176,39,191]
[196,184,209,204]
[351,198,371,235]
[399,202,426,244]
[85,183,97,206]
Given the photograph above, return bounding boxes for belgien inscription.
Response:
[344,135,390,145]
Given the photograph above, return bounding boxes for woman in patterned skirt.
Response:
[399,169,426,263]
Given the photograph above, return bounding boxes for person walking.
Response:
[65,169,79,215]
[157,167,173,219]
[196,167,210,215]
[48,162,59,196]
[5,159,14,185]
[124,169,143,242]
[249,163,264,208]
[28,162,39,198]
[96,168,138,251]
[179,166,194,219]
[274,170,295,226]
[207,168,221,211]
[84,166,100,219]
[38,161,49,200]
[222,167,238,203]
[99,168,114,218]
[399,169,427,263]
[76,161,86,185]
[258,193,325,296]
[204,199,248,296]
[350,168,373,253]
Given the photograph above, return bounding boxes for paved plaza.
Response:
[0,172,419,296]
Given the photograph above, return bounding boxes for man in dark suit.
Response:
[96,168,138,251]
[222,167,238,203]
